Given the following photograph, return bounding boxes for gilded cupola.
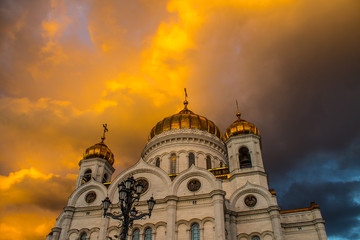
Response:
[224,112,260,141]
[83,124,115,165]
[147,98,222,142]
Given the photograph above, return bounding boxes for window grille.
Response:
[144,228,152,240]
[189,153,195,167]
[170,154,176,174]
[191,223,200,240]
[132,229,140,240]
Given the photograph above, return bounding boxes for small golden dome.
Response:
[83,141,115,165]
[224,112,260,140]
[83,124,114,165]
[148,102,222,141]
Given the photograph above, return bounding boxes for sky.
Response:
[0,0,359,239]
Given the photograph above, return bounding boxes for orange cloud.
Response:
[0,168,76,239]
[0,168,54,191]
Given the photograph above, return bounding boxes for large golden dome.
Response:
[224,112,260,141]
[148,101,222,141]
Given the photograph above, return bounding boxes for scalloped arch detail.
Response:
[228,181,274,209]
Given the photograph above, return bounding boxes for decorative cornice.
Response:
[267,206,281,213]
[224,204,282,216]
[229,170,267,180]
[141,129,227,159]
[51,227,62,233]
[281,219,326,228]
[224,133,260,144]
[280,202,320,214]
[64,206,76,212]
[165,195,179,202]
[79,157,115,172]
[210,189,226,197]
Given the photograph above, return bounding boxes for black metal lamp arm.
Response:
[131,212,151,221]
[105,212,124,221]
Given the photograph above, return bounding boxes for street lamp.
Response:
[102,176,156,240]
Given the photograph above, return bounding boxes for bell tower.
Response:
[224,111,268,188]
[75,124,115,188]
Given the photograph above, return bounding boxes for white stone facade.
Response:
[47,119,327,240]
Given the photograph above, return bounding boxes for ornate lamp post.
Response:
[102,176,156,240]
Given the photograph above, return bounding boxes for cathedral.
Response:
[47,97,327,240]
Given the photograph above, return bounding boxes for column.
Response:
[166,196,178,240]
[230,215,237,240]
[211,190,226,240]
[59,206,75,240]
[200,226,204,240]
[50,227,61,240]
[224,213,230,240]
[315,220,327,240]
[269,206,284,240]
[98,213,110,240]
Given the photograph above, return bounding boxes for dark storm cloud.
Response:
[279,181,360,239]
[0,172,75,211]
[237,0,360,177]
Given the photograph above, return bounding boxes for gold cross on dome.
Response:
[236,100,241,119]
[184,88,189,107]
[101,123,108,142]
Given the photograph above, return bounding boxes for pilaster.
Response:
[59,206,75,240]
[315,220,327,240]
[211,190,226,240]
[50,227,61,240]
[269,206,284,240]
[99,213,110,240]
[166,195,178,240]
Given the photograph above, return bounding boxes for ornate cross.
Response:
[236,100,241,119]
[184,88,188,107]
[101,123,108,142]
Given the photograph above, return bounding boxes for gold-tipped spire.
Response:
[101,123,108,142]
[223,102,260,140]
[236,100,241,119]
[183,88,188,108]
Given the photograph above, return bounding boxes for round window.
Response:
[85,191,97,203]
[244,194,257,207]
[135,178,149,194]
[187,179,201,192]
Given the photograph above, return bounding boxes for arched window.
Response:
[155,157,160,167]
[132,229,140,240]
[206,156,212,169]
[220,161,224,168]
[170,154,176,174]
[239,147,252,168]
[102,173,108,183]
[82,169,92,184]
[191,223,200,240]
[252,236,260,240]
[144,228,152,240]
[80,232,87,240]
[188,152,195,167]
